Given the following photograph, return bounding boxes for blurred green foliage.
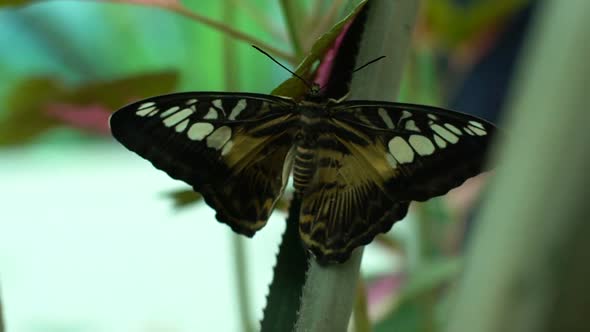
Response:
[0,0,531,331]
[0,71,177,145]
[425,0,531,46]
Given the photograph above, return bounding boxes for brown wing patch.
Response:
[300,101,496,264]
[201,127,295,235]
[299,133,410,264]
[331,102,496,202]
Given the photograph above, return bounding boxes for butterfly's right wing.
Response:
[330,101,496,201]
[110,92,297,236]
[298,101,496,264]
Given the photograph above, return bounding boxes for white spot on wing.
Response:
[187,122,214,141]
[468,120,484,129]
[147,109,158,117]
[135,106,156,117]
[160,106,180,118]
[464,127,476,136]
[221,140,234,156]
[175,119,189,133]
[163,108,193,127]
[228,99,247,120]
[378,108,395,129]
[467,125,487,136]
[445,123,462,135]
[434,135,447,148]
[431,124,458,143]
[388,137,414,163]
[138,102,155,110]
[212,99,223,109]
[405,120,420,132]
[186,99,198,105]
[400,110,412,121]
[206,126,232,150]
[409,135,435,156]
[204,108,218,120]
[385,153,397,168]
[428,114,438,121]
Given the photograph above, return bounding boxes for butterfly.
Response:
[109,87,495,264]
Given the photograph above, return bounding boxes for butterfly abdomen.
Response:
[292,104,325,193]
[293,145,316,193]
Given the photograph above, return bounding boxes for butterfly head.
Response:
[301,82,329,104]
[309,82,321,96]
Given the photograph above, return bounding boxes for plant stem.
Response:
[279,0,305,58]
[222,2,253,330]
[235,0,287,43]
[304,0,344,50]
[444,1,590,332]
[295,0,421,331]
[231,235,254,332]
[102,0,297,63]
[414,203,436,332]
[223,0,240,92]
[295,249,364,332]
[353,277,371,332]
[164,2,298,64]
[348,1,420,101]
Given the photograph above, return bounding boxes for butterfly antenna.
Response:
[352,56,386,73]
[252,45,313,90]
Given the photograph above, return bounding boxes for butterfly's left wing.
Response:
[110,92,297,236]
[300,101,496,264]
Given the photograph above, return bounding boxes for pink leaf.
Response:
[104,0,180,9]
[366,273,406,319]
[314,21,353,87]
[45,103,112,135]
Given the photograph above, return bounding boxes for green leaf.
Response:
[104,0,180,8]
[0,77,64,145]
[0,0,182,8]
[0,0,35,7]
[375,258,462,332]
[163,188,203,209]
[426,0,531,46]
[64,71,179,110]
[271,0,368,98]
[164,188,292,212]
[279,0,306,57]
[398,257,462,303]
[375,299,421,332]
[0,71,178,146]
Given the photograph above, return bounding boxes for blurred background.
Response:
[0,0,539,331]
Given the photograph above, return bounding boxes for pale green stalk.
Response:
[222,1,254,331]
[445,1,590,331]
[294,1,421,331]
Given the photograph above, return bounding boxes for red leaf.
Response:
[45,103,112,135]
[103,0,179,8]
[314,21,353,88]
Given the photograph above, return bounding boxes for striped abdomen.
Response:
[293,145,316,193]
